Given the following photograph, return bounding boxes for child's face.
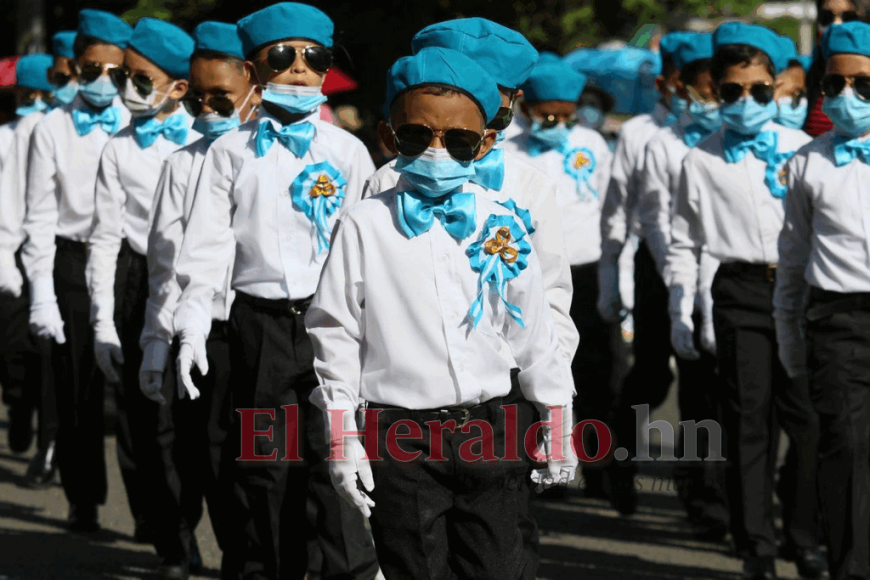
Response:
[189,56,259,121]
[51,56,77,82]
[247,39,329,88]
[123,48,188,103]
[776,66,806,101]
[678,69,715,102]
[523,100,578,124]
[655,67,682,103]
[77,43,125,81]
[713,60,775,101]
[826,53,870,80]
[380,90,496,161]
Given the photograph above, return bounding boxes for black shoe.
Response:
[134,518,155,544]
[22,441,57,489]
[692,516,728,542]
[158,561,189,580]
[782,546,829,579]
[7,405,34,453]
[742,557,776,580]
[189,536,203,575]
[67,504,100,534]
[609,487,638,516]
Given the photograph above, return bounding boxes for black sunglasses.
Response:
[79,62,120,84]
[51,72,73,87]
[182,92,237,118]
[822,74,870,101]
[109,67,164,98]
[263,44,333,74]
[818,9,859,27]
[533,113,579,130]
[391,123,484,162]
[718,82,775,105]
[486,89,519,131]
[18,91,40,107]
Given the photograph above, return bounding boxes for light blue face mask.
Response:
[822,87,870,138]
[720,96,778,135]
[495,130,507,145]
[53,81,79,106]
[191,88,255,143]
[670,93,689,117]
[395,147,476,198]
[262,83,327,115]
[79,77,118,108]
[687,99,722,133]
[775,96,808,130]
[16,97,48,117]
[529,120,570,149]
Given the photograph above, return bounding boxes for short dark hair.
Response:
[787,58,805,72]
[679,58,712,86]
[73,34,114,59]
[191,49,245,73]
[661,54,678,79]
[711,44,775,83]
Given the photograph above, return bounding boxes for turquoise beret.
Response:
[521,60,587,102]
[411,18,538,90]
[671,32,713,70]
[16,54,53,92]
[536,52,562,65]
[129,18,195,80]
[52,31,77,59]
[77,9,133,49]
[798,54,813,72]
[238,2,333,57]
[385,47,501,123]
[714,22,784,74]
[822,20,870,60]
[660,31,695,63]
[193,21,244,60]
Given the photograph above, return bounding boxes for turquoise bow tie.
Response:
[526,137,570,158]
[833,135,870,167]
[723,129,777,164]
[683,123,713,148]
[72,106,122,137]
[255,119,315,158]
[133,114,188,149]
[470,148,505,191]
[396,190,477,241]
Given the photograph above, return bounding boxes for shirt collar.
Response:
[258,107,320,129]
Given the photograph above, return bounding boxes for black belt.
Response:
[234,291,312,316]
[717,261,778,283]
[366,397,502,429]
[807,287,870,321]
[55,236,87,255]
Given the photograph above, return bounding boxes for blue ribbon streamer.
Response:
[290,161,346,253]
[562,146,598,200]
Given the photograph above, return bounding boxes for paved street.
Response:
[0,387,806,580]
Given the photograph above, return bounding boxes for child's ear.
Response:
[377,121,397,154]
[654,75,668,97]
[675,79,690,102]
[475,128,497,161]
[169,79,189,100]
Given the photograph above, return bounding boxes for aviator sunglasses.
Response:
[78,62,120,84]
[818,9,859,26]
[487,88,519,131]
[718,82,775,105]
[261,44,333,74]
[532,113,579,129]
[108,67,169,98]
[821,74,870,102]
[182,91,239,118]
[391,123,485,162]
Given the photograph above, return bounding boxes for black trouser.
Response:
[569,261,624,489]
[228,292,379,580]
[367,397,526,580]
[0,247,55,450]
[610,243,727,521]
[153,326,247,576]
[53,236,107,507]
[504,373,539,580]
[113,240,164,531]
[711,262,819,560]
[805,288,870,580]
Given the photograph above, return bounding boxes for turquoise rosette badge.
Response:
[290,161,347,253]
[563,146,598,200]
[466,214,532,329]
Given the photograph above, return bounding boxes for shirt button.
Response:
[458,363,465,372]
[441,254,449,262]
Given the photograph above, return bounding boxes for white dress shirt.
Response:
[502,124,612,266]
[21,96,131,294]
[666,121,812,313]
[0,112,45,262]
[0,120,17,165]
[174,110,375,342]
[306,184,574,415]
[360,151,579,364]
[600,103,671,263]
[775,131,870,323]
[141,137,235,348]
[87,110,201,325]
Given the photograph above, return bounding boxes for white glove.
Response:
[94,321,124,383]
[176,330,205,401]
[531,403,578,492]
[29,276,65,344]
[597,258,624,323]
[328,435,376,518]
[775,316,807,378]
[139,339,170,404]
[0,266,23,297]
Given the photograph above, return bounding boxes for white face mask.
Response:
[122,78,177,118]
